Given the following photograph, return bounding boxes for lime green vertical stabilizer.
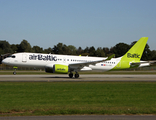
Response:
[113,37,148,70]
[122,37,148,62]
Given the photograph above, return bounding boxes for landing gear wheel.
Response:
[13,71,16,75]
[75,73,79,78]
[69,73,73,78]
[13,67,17,75]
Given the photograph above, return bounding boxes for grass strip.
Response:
[0,82,156,116]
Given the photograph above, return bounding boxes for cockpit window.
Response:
[8,55,16,58]
[11,55,16,58]
[7,55,16,58]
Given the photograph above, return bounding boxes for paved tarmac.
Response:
[0,74,156,82]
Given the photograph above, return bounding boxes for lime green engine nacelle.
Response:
[45,64,69,74]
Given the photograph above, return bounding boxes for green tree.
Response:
[151,50,156,60]
[43,47,53,54]
[67,45,77,55]
[32,46,43,53]
[89,46,96,56]
[103,47,110,57]
[84,47,89,53]
[77,47,83,55]
[0,40,13,54]
[62,45,70,55]
[96,47,105,57]
[52,43,69,54]
[18,40,32,52]
[82,47,89,56]
[113,43,130,57]
[141,44,152,60]
[53,43,62,54]
[11,44,18,53]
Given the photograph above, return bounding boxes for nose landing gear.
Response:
[13,66,18,75]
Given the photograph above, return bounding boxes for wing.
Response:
[69,54,115,71]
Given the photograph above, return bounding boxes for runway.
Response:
[0,74,156,82]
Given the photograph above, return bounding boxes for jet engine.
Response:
[45,64,69,74]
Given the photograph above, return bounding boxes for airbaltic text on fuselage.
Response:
[29,54,57,61]
[127,53,140,58]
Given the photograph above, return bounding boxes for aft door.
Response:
[22,54,27,62]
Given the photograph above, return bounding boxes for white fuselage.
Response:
[2,52,120,72]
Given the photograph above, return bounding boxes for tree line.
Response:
[0,39,156,61]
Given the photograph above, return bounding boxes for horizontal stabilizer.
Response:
[149,61,156,65]
[130,60,156,67]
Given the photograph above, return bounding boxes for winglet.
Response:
[105,54,115,61]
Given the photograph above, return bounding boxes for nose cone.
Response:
[2,59,7,64]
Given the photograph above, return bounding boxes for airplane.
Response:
[2,37,155,78]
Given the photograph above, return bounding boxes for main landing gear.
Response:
[69,72,79,78]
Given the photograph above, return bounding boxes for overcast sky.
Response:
[0,0,156,50]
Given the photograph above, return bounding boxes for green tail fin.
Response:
[122,37,148,62]
[112,37,148,70]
